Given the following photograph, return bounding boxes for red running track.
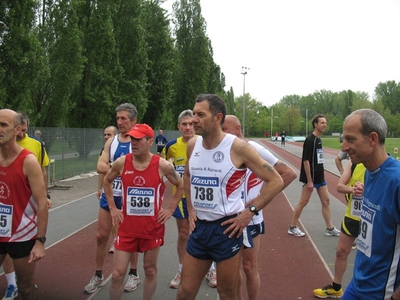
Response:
[0,141,344,300]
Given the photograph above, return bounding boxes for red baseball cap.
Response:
[126,124,154,139]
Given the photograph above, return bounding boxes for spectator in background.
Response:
[155,130,168,156]
[288,114,340,238]
[280,130,286,147]
[274,132,279,144]
[335,151,350,175]
[34,129,45,146]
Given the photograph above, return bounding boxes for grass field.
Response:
[321,137,400,158]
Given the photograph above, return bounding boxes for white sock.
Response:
[5,272,16,286]
[178,264,182,273]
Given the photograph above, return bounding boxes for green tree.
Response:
[172,0,215,116]
[114,0,149,120]
[375,80,400,115]
[41,0,86,127]
[140,0,176,129]
[0,1,42,112]
[70,0,122,130]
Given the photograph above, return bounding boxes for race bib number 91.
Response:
[126,187,155,216]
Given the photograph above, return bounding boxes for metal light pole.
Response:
[241,66,249,136]
[306,108,309,136]
[270,108,273,138]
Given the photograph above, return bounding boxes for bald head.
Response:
[222,115,243,138]
[104,126,118,141]
[0,109,19,126]
[0,109,21,146]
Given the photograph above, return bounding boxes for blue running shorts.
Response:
[187,214,252,263]
[248,221,265,239]
[99,193,122,211]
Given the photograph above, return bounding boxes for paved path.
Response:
[0,140,355,300]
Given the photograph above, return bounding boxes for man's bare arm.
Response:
[97,138,113,175]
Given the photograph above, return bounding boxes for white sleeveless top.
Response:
[244,141,278,225]
[109,135,132,197]
[189,134,246,221]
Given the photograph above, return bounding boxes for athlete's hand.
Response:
[188,208,197,232]
[97,189,102,200]
[110,207,123,226]
[307,181,314,192]
[29,242,46,263]
[353,182,364,197]
[157,208,173,224]
[46,198,52,209]
[221,212,252,238]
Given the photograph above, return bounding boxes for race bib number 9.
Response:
[357,204,375,257]
[126,187,155,216]
[0,204,13,238]
[191,175,219,211]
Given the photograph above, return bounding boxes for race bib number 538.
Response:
[126,187,155,216]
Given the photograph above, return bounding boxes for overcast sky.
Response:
[162,0,400,107]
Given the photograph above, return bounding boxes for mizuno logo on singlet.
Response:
[0,206,11,213]
[191,176,218,186]
[127,188,154,196]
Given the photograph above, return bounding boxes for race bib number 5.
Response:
[191,176,219,211]
[0,204,13,238]
[126,187,155,216]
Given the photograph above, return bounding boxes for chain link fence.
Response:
[30,127,104,186]
[30,127,181,186]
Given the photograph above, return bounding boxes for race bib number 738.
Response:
[191,175,219,211]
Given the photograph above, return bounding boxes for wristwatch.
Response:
[36,236,47,243]
[248,205,259,216]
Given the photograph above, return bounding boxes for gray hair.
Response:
[115,103,138,121]
[178,109,193,123]
[345,109,387,144]
[17,112,29,126]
